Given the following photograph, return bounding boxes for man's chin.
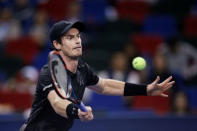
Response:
[70,53,82,60]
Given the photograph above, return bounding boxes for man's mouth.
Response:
[73,46,81,49]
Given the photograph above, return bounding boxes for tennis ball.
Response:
[132,57,146,70]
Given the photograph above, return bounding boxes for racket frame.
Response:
[49,51,87,112]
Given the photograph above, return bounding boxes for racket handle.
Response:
[79,102,87,112]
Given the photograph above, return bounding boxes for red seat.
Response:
[5,36,40,65]
[184,15,197,36]
[38,0,72,21]
[116,1,150,23]
[132,95,171,114]
[0,91,33,111]
[132,34,163,56]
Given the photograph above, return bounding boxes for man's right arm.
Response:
[47,90,71,118]
[47,90,94,121]
[39,66,74,119]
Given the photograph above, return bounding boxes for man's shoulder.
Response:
[36,63,53,93]
[78,59,88,69]
[38,63,51,81]
[40,63,50,74]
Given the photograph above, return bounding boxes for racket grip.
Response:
[79,102,87,112]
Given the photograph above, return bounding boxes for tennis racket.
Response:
[49,51,87,112]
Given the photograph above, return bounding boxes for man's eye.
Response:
[67,36,73,40]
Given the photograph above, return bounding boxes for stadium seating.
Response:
[185,87,197,110]
[0,91,33,111]
[132,95,171,114]
[116,1,150,24]
[132,34,163,56]
[81,0,108,24]
[5,36,40,65]
[184,15,197,37]
[142,15,177,38]
[89,92,128,111]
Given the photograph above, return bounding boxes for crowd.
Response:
[0,0,197,116]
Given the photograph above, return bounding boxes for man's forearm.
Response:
[48,90,71,118]
[99,78,125,95]
[93,77,147,96]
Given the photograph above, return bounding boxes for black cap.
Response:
[49,20,85,42]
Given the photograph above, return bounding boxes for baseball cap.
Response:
[49,20,85,42]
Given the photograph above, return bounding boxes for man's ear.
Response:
[52,40,61,50]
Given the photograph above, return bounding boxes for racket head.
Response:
[49,51,87,112]
[49,51,69,99]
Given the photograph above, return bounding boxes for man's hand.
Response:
[147,76,175,97]
[78,106,94,122]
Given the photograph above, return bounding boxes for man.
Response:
[20,20,175,131]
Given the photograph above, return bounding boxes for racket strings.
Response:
[50,51,81,102]
[66,76,72,98]
[67,76,78,100]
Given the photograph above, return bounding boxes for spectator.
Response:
[0,104,14,114]
[29,9,49,48]
[105,0,118,21]
[148,51,180,96]
[13,0,34,33]
[171,91,191,116]
[159,36,197,85]
[123,43,141,71]
[98,51,141,108]
[0,7,21,44]
[65,0,82,21]
[99,51,140,84]
[16,66,38,94]
[148,51,172,85]
[84,51,141,107]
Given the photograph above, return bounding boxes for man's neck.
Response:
[59,52,78,73]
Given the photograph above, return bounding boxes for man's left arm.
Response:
[88,76,175,97]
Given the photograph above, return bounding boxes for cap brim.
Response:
[61,21,85,35]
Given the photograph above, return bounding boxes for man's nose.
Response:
[75,37,81,44]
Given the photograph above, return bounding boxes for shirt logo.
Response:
[43,84,52,91]
[78,76,84,87]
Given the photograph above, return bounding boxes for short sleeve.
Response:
[85,63,99,86]
[37,65,55,98]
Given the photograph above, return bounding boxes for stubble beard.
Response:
[69,54,82,60]
[65,51,82,60]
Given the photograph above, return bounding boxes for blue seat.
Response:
[185,87,197,109]
[88,92,128,111]
[143,15,177,38]
[32,44,50,70]
[80,0,108,24]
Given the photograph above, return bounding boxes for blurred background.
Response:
[0,0,197,130]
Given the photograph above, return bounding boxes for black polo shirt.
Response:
[24,60,99,131]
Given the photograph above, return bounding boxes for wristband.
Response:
[66,103,79,119]
[124,83,147,96]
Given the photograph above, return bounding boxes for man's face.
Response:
[60,28,82,59]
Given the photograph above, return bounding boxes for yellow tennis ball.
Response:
[132,57,146,70]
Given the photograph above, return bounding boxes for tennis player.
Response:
[20,20,175,131]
